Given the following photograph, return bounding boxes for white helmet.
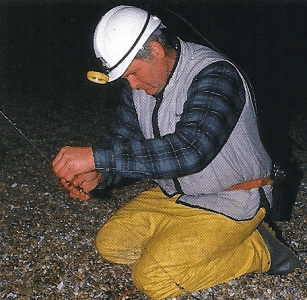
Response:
[91,5,162,83]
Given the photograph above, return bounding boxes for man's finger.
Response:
[71,172,99,187]
[61,178,71,191]
[53,154,70,178]
[69,187,91,201]
[60,178,90,201]
[52,146,69,168]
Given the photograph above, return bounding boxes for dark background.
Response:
[0,0,307,215]
[1,0,306,148]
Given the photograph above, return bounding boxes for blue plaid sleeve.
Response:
[93,61,246,187]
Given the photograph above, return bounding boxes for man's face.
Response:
[122,58,168,95]
[122,41,175,95]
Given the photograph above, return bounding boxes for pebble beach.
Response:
[0,88,306,299]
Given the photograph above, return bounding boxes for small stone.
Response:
[57,281,64,291]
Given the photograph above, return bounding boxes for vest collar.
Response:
[153,38,181,101]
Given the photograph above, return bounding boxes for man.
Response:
[52,5,300,299]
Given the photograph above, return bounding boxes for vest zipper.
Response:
[152,98,162,138]
[152,96,183,195]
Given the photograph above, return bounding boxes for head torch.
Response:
[87,71,109,84]
[87,6,161,85]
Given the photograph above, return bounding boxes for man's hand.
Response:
[61,171,102,201]
[61,179,91,201]
[52,146,95,182]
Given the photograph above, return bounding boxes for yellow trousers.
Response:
[96,187,270,299]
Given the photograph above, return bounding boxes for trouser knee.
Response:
[95,221,143,264]
[131,256,183,300]
[131,260,160,299]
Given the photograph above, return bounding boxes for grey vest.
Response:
[133,40,272,220]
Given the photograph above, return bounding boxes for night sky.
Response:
[1,0,307,160]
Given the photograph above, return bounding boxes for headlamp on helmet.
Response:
[87,5,162,84]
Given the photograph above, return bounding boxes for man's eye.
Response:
[124,72,135,79]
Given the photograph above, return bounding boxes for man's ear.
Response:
[149,40,166,60]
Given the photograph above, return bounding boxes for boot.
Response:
[258,222,301,275]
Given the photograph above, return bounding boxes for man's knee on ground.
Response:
[131,253,183,300]
[95,222,142,264]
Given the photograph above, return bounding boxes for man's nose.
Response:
[126,75,139,90]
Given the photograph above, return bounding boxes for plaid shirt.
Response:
[93,61,246,188]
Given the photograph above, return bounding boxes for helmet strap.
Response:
[107,12,151,73]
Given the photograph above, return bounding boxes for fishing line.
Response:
[0,109,52,163]
[0,108,86,194]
